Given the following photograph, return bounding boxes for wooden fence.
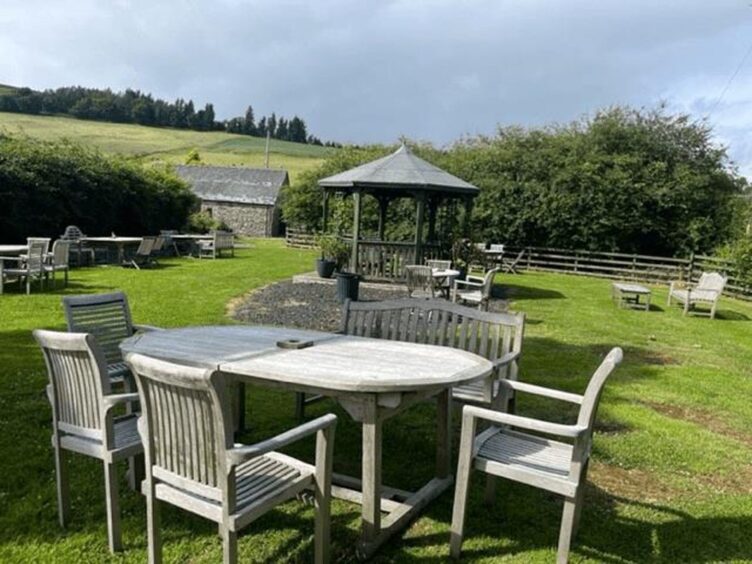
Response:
[498,246,752,300]
[285,227,317,249]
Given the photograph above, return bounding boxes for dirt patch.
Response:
[644,401,752,448]
[624,347,681,366]
[696,464,752,495]
[589,462,678,501]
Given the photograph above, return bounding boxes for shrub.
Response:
[0,133,197,241]
[186,211,229,234]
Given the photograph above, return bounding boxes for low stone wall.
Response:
[201,200,279,237]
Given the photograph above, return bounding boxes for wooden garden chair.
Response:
[33,329,143,553]
[668,271,727,319]
[450,347,623,564]
[425,259,452,270]
[61,225,95,265]
[295,299,525,421]
[125,352,337,564]
[452,267,499,311]
[405,264,436,298]
[45,239,71,289]
[62,291,161,386]
[0,238,48,294]
[124,237,156,269]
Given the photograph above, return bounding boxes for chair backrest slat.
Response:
[127,353,231,499]
[137,237,156,257]
[34,330,109,434]
[63,292,135,366]
[341,299,525,370]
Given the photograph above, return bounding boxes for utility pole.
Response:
[264,130,271,168]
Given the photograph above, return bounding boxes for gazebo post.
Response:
[427,196,439,242]
[463,196,474,238]
[321,190,330,232]
[351,189,362,272]
[377,196,389,242]
[414,193,426,264]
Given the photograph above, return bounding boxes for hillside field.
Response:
[0,112,332,181]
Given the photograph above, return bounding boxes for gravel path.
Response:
[232,280,405,332]
[232,279,509,331]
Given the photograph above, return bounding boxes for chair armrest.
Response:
[492,351,520,370]
[227,413,337,466]
[133,324,163,333]
[0,255,22,263]
[102,393,140,414]
[453,278,483,290]
[498,380,583,404]
[463,405,587,438]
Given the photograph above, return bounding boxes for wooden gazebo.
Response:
[318,144,479,280]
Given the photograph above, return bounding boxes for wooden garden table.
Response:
[0,244,28,255]
[81,236,142,264]
[121,325,492,558]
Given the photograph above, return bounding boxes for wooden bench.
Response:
[198,231,235,259]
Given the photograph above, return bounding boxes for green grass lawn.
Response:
[0,113,332,182]
[1,240,751,562]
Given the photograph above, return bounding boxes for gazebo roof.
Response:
[318,144,479,196]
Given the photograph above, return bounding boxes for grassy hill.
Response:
[0,112,333,181]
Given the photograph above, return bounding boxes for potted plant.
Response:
[315,234,349,279]
[451,238,485,279]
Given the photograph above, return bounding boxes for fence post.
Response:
[526,247,532,270]
[632,254,637,280]
[687,252,695,283]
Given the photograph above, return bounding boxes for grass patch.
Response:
[1,247,752,562]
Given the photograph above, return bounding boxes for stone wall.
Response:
[200,200,279,237]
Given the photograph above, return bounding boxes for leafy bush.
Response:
[314,233,350,268]
[282,106,746,257]
[186,211,230,234]
[0,134,197,241]
[718,235,752,285]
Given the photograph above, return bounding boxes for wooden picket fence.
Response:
[498,246,752,301]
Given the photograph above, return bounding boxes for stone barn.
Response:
[176,165,289,237]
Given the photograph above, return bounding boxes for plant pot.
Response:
[335,271,360,303]
[316,258,337,279]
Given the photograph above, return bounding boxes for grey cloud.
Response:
[1,0,751,175]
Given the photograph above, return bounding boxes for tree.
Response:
[257,116,267,137]
[267,113,277,138]
[243,105,256,136]
[276,117,288,140]
[289,116,308,143]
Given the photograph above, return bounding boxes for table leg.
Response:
[361,395,382,543]
[436,389,451,478]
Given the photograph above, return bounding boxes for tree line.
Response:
[0,85,337,145]
[283,105,748,258]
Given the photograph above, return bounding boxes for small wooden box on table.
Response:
[612,282,651,311]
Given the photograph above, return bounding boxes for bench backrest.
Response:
[341,298,525,376]
[51,240,71,267]
[61,225,86,241]
[215,231,234,250]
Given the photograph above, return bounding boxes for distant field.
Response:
[0,112,332,181]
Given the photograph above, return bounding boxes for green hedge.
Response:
[0,134,197,242]
[282,106,747,257]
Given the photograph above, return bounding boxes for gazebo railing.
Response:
[340,238,442,281]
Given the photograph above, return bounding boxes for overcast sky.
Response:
[2,0,752,175]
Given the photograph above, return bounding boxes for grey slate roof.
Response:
[318,144,478,195]
[176,165,289,206]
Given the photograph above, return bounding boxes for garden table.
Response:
[432,268,460,298]
[121,325,492,558]
[81,236,142,264]
[612,282,651,311]
[0,245,28,255]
